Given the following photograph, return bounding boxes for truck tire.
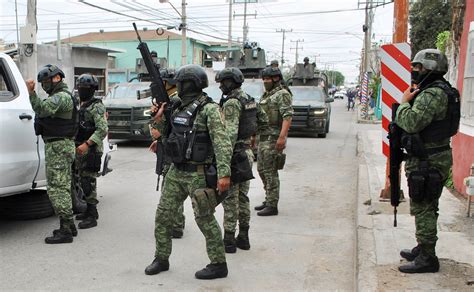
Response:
[318,133,327,138]
[0,190,54,220]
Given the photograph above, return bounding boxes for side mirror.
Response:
[326,97,334,103]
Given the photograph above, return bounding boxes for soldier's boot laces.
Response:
[398,250,440,274]
[78,204,98,229]
[46,220,73,244]
[254,201,267,211]
[236,225,250,250]
[400,244,421,262]
[195,263,228,280]
[257,206,278,216]
[223,231,236,253]
[145,258,169,275]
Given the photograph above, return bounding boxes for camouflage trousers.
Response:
[257,137,280,208]
[154,165,225,264]
[410,184,443,257]
[45,139,75,223]
[222,149,253,232]
[76,153,100,205]
[160,162,185,233]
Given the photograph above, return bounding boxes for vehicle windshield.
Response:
[290,87,325,102]
[106,82,151,99]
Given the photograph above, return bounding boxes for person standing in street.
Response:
[395,49,460,273]
[216,67,268,253]
[144,64,233,279]
[74,73,108,229]
[254,66,293,216]
[26,64,77,244]
[148,68,186,239]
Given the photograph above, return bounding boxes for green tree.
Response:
[325,70,345,86]
[409,0,452,57]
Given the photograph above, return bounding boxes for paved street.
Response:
[0,100,360,290]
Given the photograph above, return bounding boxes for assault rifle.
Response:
[132,23,171,116]
[388,102,404,227]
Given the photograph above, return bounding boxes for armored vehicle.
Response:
[225,42,266,78]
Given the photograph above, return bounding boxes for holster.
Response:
[230,145,254,184]
[204,164,218,189]
[407,168,443,203]
[275,152,286,170]
[84,146,102,173]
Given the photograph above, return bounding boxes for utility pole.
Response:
[19,0,37,81]
[290,39,304,64]
[276,28,292,66]
[393,0,408,42]
[233,0,257,44]
[181,0,187,65]
[228,0,233,49]
[57,20,62,61]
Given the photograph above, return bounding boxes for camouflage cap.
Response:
[411,49,448,74]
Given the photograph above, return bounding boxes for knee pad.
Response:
[191,188,218,218]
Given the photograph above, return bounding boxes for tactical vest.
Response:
[35,90,78,138]
[164,95,213,164]
[418,80,460,143]
[75,98,102,144]
[220,93,258,140]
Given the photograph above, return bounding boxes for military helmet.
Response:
[160,68,177,85]
[303,57,309,62]
[76,73,99,90]
[411,49,448,74]
[261,66,283,79]
[270,60,279,66]
[174,64,208,89]
[37,64,65,82]
[150,50,158,57]
[215,67,244,84]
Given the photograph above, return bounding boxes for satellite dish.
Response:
[156,27,165,36]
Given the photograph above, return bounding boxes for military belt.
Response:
[43,137,73,143]
[174,163,205,173]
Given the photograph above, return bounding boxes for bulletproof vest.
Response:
[164,95,213,164]
[75,98,102,144]
[418,80,460,143]
[220,92,258,140]
[35,90,78,138]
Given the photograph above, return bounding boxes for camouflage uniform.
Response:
[221,88,268,232]
[153,94,232,264]
[257,85,293,208]
[395,86,452,257]
[76,99,108,206]
[29,82,75,231]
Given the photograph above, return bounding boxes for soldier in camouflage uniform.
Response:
[145,65,232,279]
[395,49,460,273]
[74,74,108,229]
[254,66,293,216]
[216,67,268,253]
[26,65,77,244]
[148,68,185,239]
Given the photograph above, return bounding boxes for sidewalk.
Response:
[356,128,474,291]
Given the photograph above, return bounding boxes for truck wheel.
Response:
[318,133,327,138]
[0,190,54,220]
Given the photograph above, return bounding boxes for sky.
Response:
[0,0,395,82]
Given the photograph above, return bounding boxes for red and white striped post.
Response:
[379,43,411,200]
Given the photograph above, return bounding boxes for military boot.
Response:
[254,201,267,211]
[400,245,421,262]
[54,222,77,237]
[78,204,98,229]
[195,263,228,280]
[145,258,170,275]
[223,231,236,253]
[45,219,73,244]
[257,206,278,216]
[398,250,440,274]
[236,225,250,250]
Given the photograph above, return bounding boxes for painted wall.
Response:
[452,0,474,196]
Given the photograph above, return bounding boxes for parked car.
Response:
[0,52,115,219]
[104,82,153,141]
[334,91,346,99]
[289,86,333,138]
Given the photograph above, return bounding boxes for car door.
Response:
[0,54,46,196]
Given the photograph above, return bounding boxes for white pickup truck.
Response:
[0,52,115,220]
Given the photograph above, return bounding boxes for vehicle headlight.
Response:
[313,109,326,115]
[143,109,152,116]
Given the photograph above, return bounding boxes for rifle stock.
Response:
[388,102,403,227]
